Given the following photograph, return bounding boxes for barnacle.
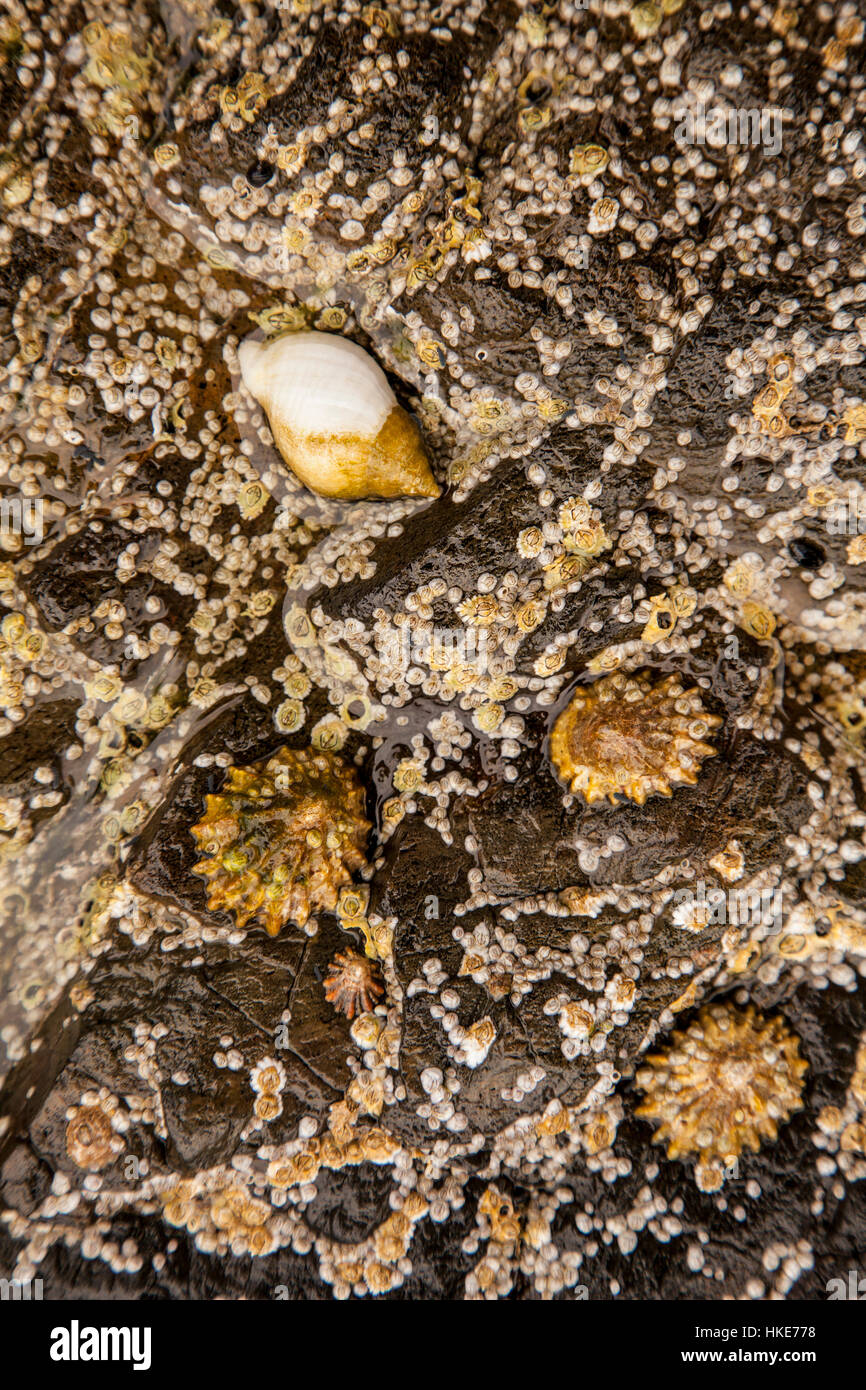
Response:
[588,196,619,235]
[66,1106,115,1169]
[152,143,179,169]
[537,395,569,422]
[83,28,152,94]
[741,601,776,640]
[65,1095,124,1170]
[630,2,662,39]
[164,1183,276,1256]
[219,71,268,122]
[461,1017,497,1068]
[237,479,270,519]
[821,683,866,747]
[1,162,31,207]
[549,671,722,805]
[0,17,22,63]
[457,595,500,626]
[190,747,371,935]
[518,106,551,134]
[559,497,591,531]
[362,4,398,35]
[324,948,384,1018]
[569,144,609,177]
[635,1004,808,1191]
[563,519,610,560]
[276,142,306,176]
[250,1057,285,1122]
[543,553,593,591]
[641,586,696,644]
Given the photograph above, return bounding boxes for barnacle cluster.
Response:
[549,672,722,805]
[635,1005,808,1192]
[250,1057,287,1124]
[813,1035,866,1184]
[163,1181,275,1258]
[190,748,370,935]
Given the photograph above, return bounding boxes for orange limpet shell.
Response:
[549,670,722,806]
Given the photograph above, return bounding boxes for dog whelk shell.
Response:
[237,331,440,501]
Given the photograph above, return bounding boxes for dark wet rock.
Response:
[129,760,237,926]
[22,522,194,676]
[0,230,81,354]
[29,1020,159,1177]
[386,825,651,1140]
[281,915,355,1097]
[380,724,814,1142]
[23,923,350,1176]
[0,984,82,1169]
[0,698,78,827]
[318,423,646,630]
[304,1162,395,1245]
[320,454,534,625]
[0,1141,54,1217]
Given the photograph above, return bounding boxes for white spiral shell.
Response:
[238,331,440,501]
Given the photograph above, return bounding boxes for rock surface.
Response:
[1,0,865,1300]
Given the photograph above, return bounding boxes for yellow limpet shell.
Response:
[635,1003,807,1191]
[190,747,370,936]
[238,331,440,501]
[549,670,722,805]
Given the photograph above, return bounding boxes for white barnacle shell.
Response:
[238,330,440,501]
